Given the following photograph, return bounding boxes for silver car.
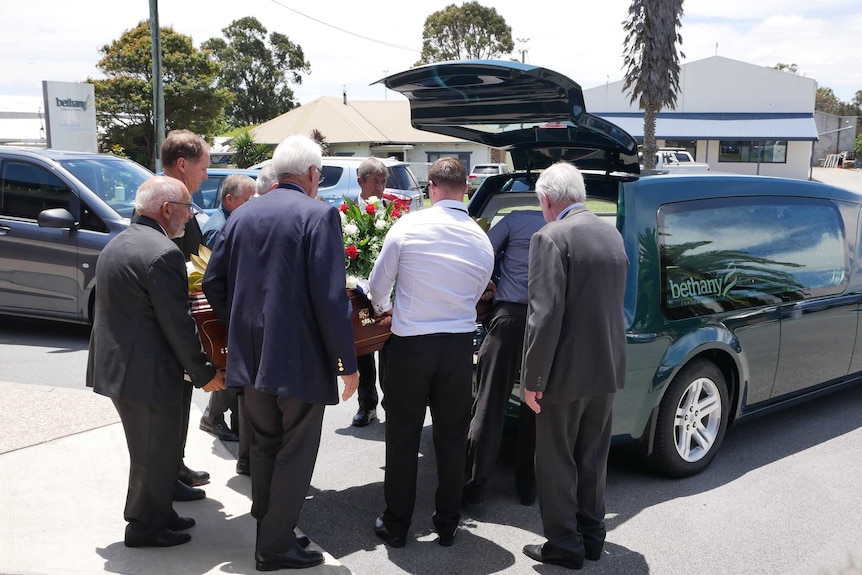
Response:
[0,147,154,323]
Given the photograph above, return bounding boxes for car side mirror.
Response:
[37,208,78,230]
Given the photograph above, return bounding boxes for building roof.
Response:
[599,112,819,141]
[251,97,467,146]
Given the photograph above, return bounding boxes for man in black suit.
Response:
[160,129,214,499]
[87,176,226,548]
[520,162,628,570]
[203,134,359,571]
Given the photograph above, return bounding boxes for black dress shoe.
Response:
[173,479,206,501]
[200,419,240,442]
[374,516,406,548]
[584,543,603,561]
[516,483,536,506]
[461,484,485,507]
[352,408,377,427]
[255,546,324,571]
[523,543,585,570]
[167,515,196,531]
[125,528,192,548]
[437,530,455,547]
[236,458,250,476]
[178,464,210,487]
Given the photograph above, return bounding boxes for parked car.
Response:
[382,59,862,477]
[467,163,509,196]
[0,147,155,323]
[196,168,260,216]
[250,156,424,212]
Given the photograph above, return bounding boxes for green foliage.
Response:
[622,0,685,170]
[91,21,231,169]
[202,17,310,128]
[816,85,862,117]
[773,62,799,74]
[232,129,271,168]
[342,197,406,281]
[855,134,862,158]
[416,1,514,65]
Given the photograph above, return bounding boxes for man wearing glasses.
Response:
[159,130,213,501]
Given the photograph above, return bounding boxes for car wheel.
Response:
[651,359,729,477]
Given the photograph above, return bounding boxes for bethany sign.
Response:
[42,81,97,152]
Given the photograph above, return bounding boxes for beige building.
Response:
[251,96,500,182]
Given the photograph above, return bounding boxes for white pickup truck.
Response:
[653,150,710,172]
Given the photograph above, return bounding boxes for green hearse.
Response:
[382,60,862,476]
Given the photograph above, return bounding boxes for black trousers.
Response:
[201,386,239,428]
[177,382,193,474]
[535,393,615,558]
[356,353,378,412]
[466,302,536,492]
[243,384,325,555]
[113,397,183,539]
[381,332,474,538]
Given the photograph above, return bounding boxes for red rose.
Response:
[365,203,376,215]
[339,203,349,213]
[391,209,401,219]
[346,245,359,260]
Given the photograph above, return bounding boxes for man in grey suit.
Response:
[87,176,225,548]
[203,135,359,571]
[520,162,628,570]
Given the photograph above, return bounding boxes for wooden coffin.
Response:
[348,288,391,356]
[189,292,227,369]
[189,289,391,366]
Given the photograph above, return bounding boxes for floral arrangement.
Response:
[340,195,407,285]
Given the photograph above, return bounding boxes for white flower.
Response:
[346,275,359,289]
[344,223,359,236]
[367,196,380,205]
[375,219,387,230]
[340,212,346,224]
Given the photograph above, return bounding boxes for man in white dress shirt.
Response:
[369,157,494,548]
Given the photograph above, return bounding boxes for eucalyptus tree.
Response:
[416,1,514,65]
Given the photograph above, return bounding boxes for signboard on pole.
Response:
[42,81,97,152]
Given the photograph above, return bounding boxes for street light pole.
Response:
[516,37,530,63]
[149,0,165,172]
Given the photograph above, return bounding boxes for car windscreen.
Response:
[386,166,421,191]
[473,166,501,175]
[60,157,153,218]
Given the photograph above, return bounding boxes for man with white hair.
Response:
[520,161,628,570]
[255,163,279,196]
[87,176,226,548]
[204,135,359,570]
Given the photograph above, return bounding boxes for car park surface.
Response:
[0,147,154,323]
[382,59,862,476]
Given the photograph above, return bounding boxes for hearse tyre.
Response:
[652,358,730,477]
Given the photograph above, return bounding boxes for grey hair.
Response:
[221,174,255,203]
[271,135,322,180]
[535,162,586,204]
[358,157,388,181]
[256,164,278,195]
[133,176,184,214]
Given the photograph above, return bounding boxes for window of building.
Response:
[658,196,846,319]
[718,140,787,163]
[426,152,472,171]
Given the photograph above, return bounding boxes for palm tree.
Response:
[622,0,685,170]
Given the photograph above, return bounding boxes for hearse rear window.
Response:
[658,196,847,319]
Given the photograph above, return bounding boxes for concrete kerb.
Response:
[0,381,347,575]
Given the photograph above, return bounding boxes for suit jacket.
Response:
[522,206,628,403]
[86,216,216,404]
[202,183,357,405]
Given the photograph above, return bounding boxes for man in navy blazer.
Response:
[87,176,226,548]
[203,134,359,571]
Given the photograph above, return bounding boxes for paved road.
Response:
[1,316,861,574]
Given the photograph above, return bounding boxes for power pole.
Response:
[149,0,165,172]
[516,37,530,63]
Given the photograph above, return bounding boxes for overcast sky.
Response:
[2,0,861,111]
